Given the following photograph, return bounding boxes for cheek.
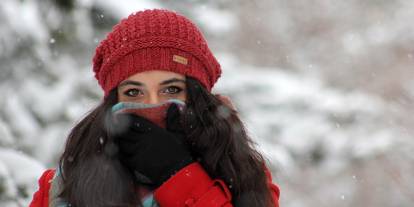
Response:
[178,91,187,101]
[160,93,186,103]
[162,92,186,103]
[117,91,122,102]
[118,96,126,102]
[117,91,126,102]
[117,91,138,102]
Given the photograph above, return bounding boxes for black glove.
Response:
[181,106,201,137]
[111,104,193,187]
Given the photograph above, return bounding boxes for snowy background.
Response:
[1,0,413,206]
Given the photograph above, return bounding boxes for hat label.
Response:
[173,55,188,65]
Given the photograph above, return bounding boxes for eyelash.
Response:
[123,86,183,97]
[164,86,183,94]
[123,89,142,97]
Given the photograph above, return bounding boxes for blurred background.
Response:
[0,0,413,206]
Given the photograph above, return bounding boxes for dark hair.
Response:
[58,77,275,206]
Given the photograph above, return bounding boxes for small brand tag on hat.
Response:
[173,55,188,65]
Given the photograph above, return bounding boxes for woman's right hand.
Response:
[110,104,194,188]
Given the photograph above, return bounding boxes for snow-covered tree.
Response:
[0,0,412,206]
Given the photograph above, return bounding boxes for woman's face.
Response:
[117,70,187,104]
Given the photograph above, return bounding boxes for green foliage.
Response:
[53,0,75,11]
[0,177,5,198]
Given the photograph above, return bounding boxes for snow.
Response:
[1,0,48,42]
[193,6,238,34]
[0,148,45,205]
[0,119,14,146]
[215,53,402,175]
[93,0,163,19]
[3,94,41,148]
[0,0,413,206]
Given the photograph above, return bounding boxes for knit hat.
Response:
[93,9,222,98]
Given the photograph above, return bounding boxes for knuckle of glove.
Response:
[166,104,185,133]
[129,115,156,133]
[182,107,199,133]
[118,139,141,155]
[114,113,153,133]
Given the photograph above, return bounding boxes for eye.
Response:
[163,86,183,94]
[123,88,143,97]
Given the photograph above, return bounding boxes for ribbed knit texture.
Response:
[93,9,221,97]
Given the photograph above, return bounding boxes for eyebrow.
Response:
[118,78,185,88]
[160,78,186,85]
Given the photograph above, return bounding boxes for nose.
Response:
[146,93,160,105]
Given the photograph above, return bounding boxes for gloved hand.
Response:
[111,104,193,187]
[181,94,236,137]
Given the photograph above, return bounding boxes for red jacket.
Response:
[29,162,280,207]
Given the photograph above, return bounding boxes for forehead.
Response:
[125,70,185,82]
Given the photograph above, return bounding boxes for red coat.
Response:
[29,162,280,207]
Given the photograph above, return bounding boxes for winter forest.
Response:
[1,0,414,206]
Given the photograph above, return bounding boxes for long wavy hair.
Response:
[58,77,275,206]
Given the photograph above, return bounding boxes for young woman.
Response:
[29,9,280,207]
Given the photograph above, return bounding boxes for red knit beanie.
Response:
[93,9,222,98]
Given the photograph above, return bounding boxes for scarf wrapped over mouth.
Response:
[111,99,186,129]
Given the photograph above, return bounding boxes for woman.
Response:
[29,9,280,207]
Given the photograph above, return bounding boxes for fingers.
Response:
[113,113,159,134]
[173,105,200,137]
[117,138,142,155]
[166,103,183,132]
